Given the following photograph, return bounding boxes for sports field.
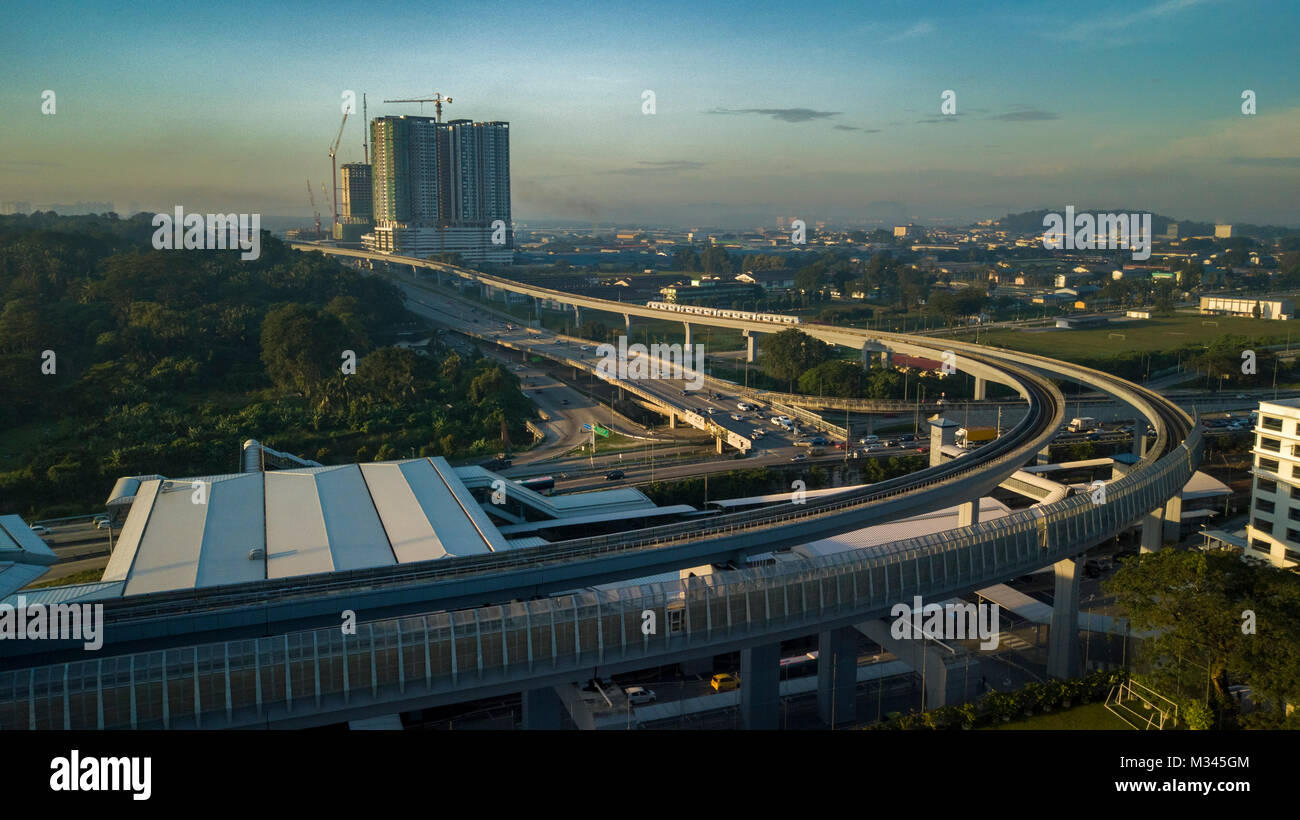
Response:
[978,315,1296,360]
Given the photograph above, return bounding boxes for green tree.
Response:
[759,328,832,387]
[259,304,354,398]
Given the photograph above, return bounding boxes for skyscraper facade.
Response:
[365,115,511,263]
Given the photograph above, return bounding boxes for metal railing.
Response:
[0,426,1200,729]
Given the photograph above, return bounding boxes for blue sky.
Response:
[2,0,1298,226]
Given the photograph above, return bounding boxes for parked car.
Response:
[605,470,625,481]
[625,686,657,705]
[710,673,740,693]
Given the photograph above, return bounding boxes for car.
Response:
[580,345,590,352]
[790,454,807,462]
[625,686,657,705]
[29,524,50,536]
[882,438,900,447]
[1086,433,1101,441]
[810,437,828,446]
[794,439,812,447]
[1236,394,1251,400]
[730,413,743,421]
[710,673,740,693]
[858,435,879,445]
[751,429,765,439]
[900,433,916,442]
[737,402,753,411]
[605,470,625,481]
[705,407,716,415]
[95,519,111,529]
[560,399,569,405]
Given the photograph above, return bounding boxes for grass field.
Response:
[978,315,1297,360]
[988,701,1136,730]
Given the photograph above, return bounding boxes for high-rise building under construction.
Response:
[364,115,511,263]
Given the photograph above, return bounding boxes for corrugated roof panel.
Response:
[122,479,211,596]
[430,458,504,552]
[194,473,267,588]
[102,479,161,582]
[362,462,456,561]
[265,471,332,579]
[0,515,57,562]
[314,465,395,571]
[394,459,495,557]
[0,563,50,598]
[1,579,125,607]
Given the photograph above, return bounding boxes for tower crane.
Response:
[383,92,452,122]
[306,180,321,239]
[328,109,348,233]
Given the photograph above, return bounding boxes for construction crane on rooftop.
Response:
[328,109,348,234]
[383,91,453,122]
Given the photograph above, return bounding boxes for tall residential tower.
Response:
[364,115,511,263]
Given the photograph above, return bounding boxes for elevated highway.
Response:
[0,248,1200,728]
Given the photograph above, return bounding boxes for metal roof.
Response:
[794,498,1013,558]
[101,457,510,597]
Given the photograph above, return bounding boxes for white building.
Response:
[1200,295,1294,321]
[1245,399,1300,568]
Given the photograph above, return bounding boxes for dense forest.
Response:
[0,213,533,518]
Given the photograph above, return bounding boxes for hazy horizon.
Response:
[4,0,1299,228]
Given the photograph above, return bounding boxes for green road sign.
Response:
[594,425,611,438]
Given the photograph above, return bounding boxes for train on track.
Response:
[645,301,801,325]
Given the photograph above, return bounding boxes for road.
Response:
[394,274,933,473]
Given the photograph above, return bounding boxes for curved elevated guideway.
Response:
[0,248,1201,729]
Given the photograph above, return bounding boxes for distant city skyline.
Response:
[3,0,1299,228]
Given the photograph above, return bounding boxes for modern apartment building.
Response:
[334,163,374,242]
[365,115,511,263]
[339,163,372,220]
[1245,398,1300,568]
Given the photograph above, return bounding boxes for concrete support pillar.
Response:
[716,436,724,455]
[856,619,953,709]
[573,306,583,328]
[668,412,676,429]
[817,628,858,727]
[739,643,781,730]
[958,499,980,528]
[879,350,892,369]
[973,377,987,401]
[479,284,488,300]
[1140,507,1165,553]
[928,417,959,468]
[1037,444,1053,466]
[1133,419,1148,457]
[623,313,632,336]
[745,332,758,363]
[1164,492,1183,543]
[683,322,693,350]
[521,687,565,730]
[1047,558,1082,679]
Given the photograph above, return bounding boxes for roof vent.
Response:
[248,547,266,560]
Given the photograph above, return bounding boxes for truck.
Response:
[956,426,996,449]
[1068,417,1098,433]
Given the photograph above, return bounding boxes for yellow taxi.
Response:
[710,673,740,693]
